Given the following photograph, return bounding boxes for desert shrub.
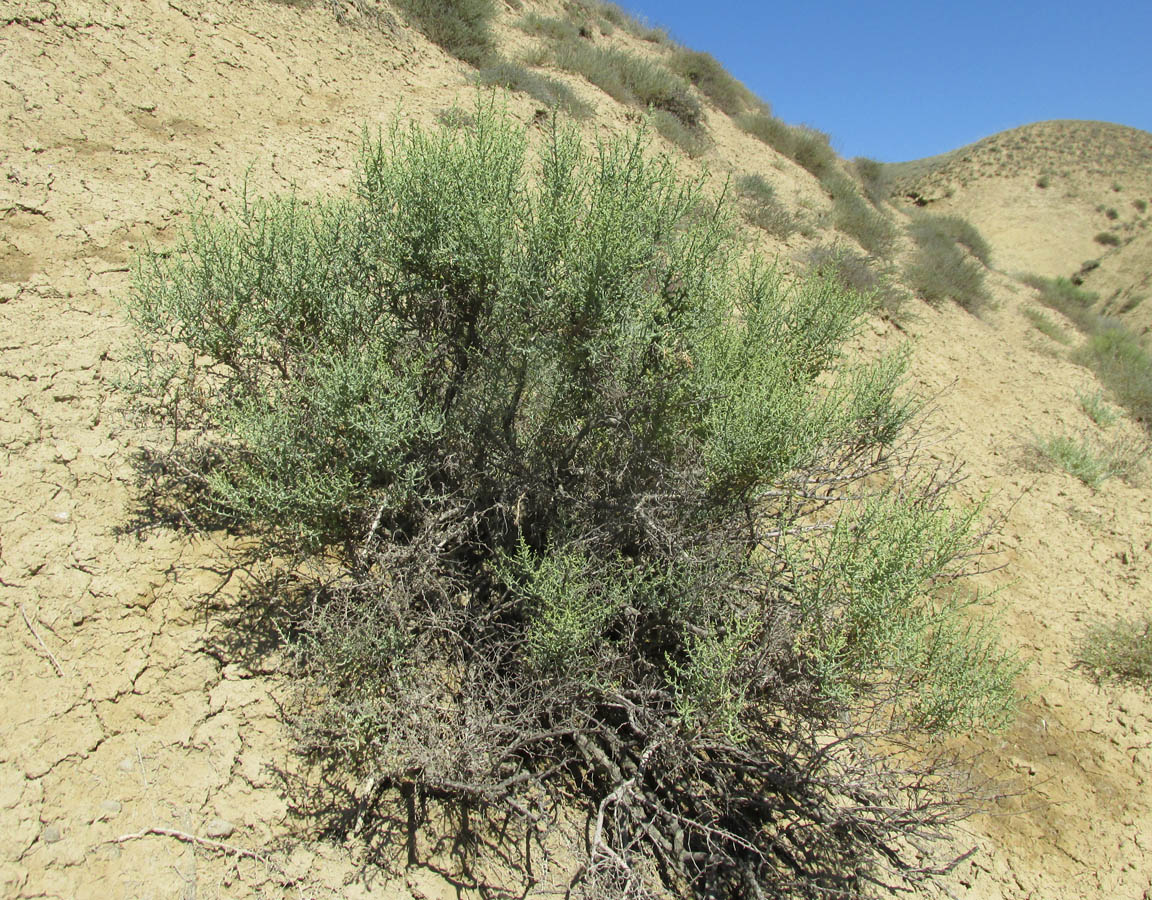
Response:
[1036,174,1050,188]
[436,105,475,130]
[649,109,710,157]
[734,173,796,238]
[806,243,880,297]
[1104,207,1119,220]
[905,215,991,312]
[476,60,592,117]
[391,0,496,66]
[1134,199,1148,213]
[1078,323,1152,426]
[668,48,755,116]
[556,40,701,126]
[920,214,992,266]
[831,187,897,257]
[1020,274,1099,320]
[516,11,582,42]
[1032,431,1144,487]
[1095,230,1121,246]
[1023,307,1071,344]
[1078,389,1119,427]
[1081,616,1152,687]
[126,105,1017,899]
[853,156,890,206]
[737,111,839,182]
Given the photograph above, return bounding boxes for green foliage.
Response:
[516,11,582,42]
[1081,616,1152,687]
[1095,230,1121,246]
[475,61,592,117]
[1134,198,1148,213]
[1078,389,1118,427]
[920,213,992,266]
[736,111,839,182]
[556,40,702,126]
[649,108,711,157]
[827,176,897,257]
[1032,432,1143,487]
[1020,273,1099,319]
[391,0,496,67]
[734,173,796,238]
[788,491,1017,731]
[668,48,756,116]
[853,156,890,206]
[127,104,1015,898]
[905,214,992,312]
[1035,174,1051,188]
[1023,307,1072,344]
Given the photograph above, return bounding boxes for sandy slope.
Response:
[1,2,1150,898]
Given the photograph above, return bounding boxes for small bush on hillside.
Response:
[556,40,701,126]
[476,61,592,117]
[1082,616,1152,687]
[734,173,796,238]
[736,111,839,182]
[1036,174,1051,188]
[853,156,890,206]
[1020,274,1098,319]
[1095,230,1121,246]
[1078,389,1119,427]
[669,48,755,116]
[649,108,710,157]
[1104,207,1119,220]
[1023,307,1072,345]
[807,243,910,319]
[1135,199,1148,214]
[1031,431,1142,487]
[516,11,582,42]
[392,0,496,66]
[1079,324,1152,426]
[832,188,897,257]
[921,214,992,266]
[905,215,992,312]
[126,104,1016,900]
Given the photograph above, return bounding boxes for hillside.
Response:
[888,120,1152,334]
[2,3,1151,899]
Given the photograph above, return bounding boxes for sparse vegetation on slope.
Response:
[476,59,592,117]
[1082,616,1152,687]
[733,173,796,238]
[392,0,497,66]
[126,106,1017,900]
[905,213,992,312]
[1032,431,1143,487]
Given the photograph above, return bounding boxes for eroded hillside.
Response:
[1,2,1150,898]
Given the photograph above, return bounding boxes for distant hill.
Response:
[887,120,1152,333]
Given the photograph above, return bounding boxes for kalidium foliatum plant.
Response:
[127,102,1017,899]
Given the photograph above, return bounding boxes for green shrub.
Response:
[853,156,890,206]
[1095,230,1121,246]
[920,214,992,266]
[737,111,838,182]
[475,60,592,117]
[831,183,897,257]
[1020,274,1099,321]
[1081,616,1152,687]
[1078,389,1119,427]
[1105,207,1119,220]
[905,214,992,312]
[391,0,496,66]
[126,104,1016,898]
[649,108,711,157]
[515,11,582,42]
[1135,199,1148,214]
[1023,307,1071,344]
[1036,174,1051,188]
[734,173,797,238]
[1078,323,1152,426]
[556,40,701,125]
[668,48,756,116]
[1032,431,1144,487]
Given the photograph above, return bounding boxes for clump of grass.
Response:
[476,60,592,118]
[733,174,796,238]
[669,48,756,116]
[516,12,582,42]
[437,106,476,130]
[1019,274,1099,321]
[1078,389,1118,427]
[1035,174,1050,188]
[806,243,910,319]
[1095,231,1121,246]
[649,109,711,157]
[919,214,992,266]
[392,0,496,67]
[1104,207,1119,220]
[1032,431,1143,487]
[1081,616,1152,688]
[1079,323,1152,426]
[556,41,701,126]
[904,214,991,312]
[736,111,838,182]
[853,157,890,206]
[1134,199,1148,214]
[1023,307,1072,344]
[832,191,896,256]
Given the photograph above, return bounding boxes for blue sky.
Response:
[619,1,1152,162]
